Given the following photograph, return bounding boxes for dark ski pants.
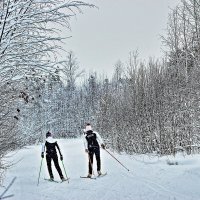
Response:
[88,147,101,174]
[46,154,63,179]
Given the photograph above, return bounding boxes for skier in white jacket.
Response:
[83,123,105,178]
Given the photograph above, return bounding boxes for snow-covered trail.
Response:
[1,138,200,200]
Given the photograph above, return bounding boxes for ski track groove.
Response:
[123,171,192,200]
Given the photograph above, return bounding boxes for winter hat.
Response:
[85,123,92,132]
[46,131,51,138]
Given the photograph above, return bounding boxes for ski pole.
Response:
[61,161,69,183]
[37,158,43,186]
[104,149,130,172]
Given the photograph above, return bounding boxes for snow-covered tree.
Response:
[0,0,94,183]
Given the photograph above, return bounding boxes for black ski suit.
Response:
[41,137,64,179]
[84,130,104,175]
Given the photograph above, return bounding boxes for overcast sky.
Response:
[62,0,179,76]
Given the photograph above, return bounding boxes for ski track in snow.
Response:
[126,172,189,200]
[0,138,199,200]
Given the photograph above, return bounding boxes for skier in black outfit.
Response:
[83,123,105,178]
[41,131,66,181]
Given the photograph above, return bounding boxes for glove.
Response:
[60,155,63,161]
[41,152,44,158]
[101,144,105,149]
[85,149,89,153]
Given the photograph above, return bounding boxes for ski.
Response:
[97,172,107,178]
[61,178,70,183]
[80,176,96,179]
[44,178,59,183]
[44,178,69,183]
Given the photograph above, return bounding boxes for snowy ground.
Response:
[1,138,200,200]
